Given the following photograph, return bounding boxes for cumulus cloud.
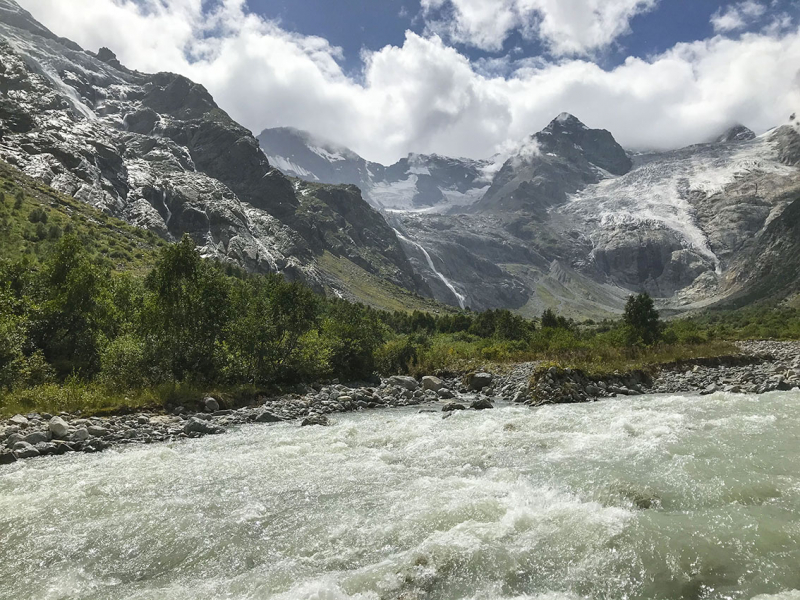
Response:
[421,0,658,56]
[711,0,767,33]
[14,0,800,165]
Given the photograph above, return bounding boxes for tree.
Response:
[623,293,662,345]
[541,308,571,330]
[142,235,230,381]
[33,235,114,376]
[226,274,318,384]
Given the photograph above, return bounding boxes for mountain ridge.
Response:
[0,0,436,311]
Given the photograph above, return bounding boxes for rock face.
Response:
[258,127,493,212]
[390,116,800,314]
[0,0,427,307]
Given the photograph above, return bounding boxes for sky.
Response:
[15,0,800,164]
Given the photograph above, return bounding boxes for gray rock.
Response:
[71,428,90,442]
[467,373,493,391]
[9,415,28,427]
[301,415,329,426]
[23,431,50,445]
[13,442,39,458]
[5,433,24,448]
[204,397,220,412]
[387,376,419,391]
[87,426,108,437]
[49,416,70,438]
[255,411,284,423]
[422,376,444,392]
[441,403,466,412]
[470,398,494,410]
[437,388,455,399]
[0,451,17,465]
[183,417,225,435]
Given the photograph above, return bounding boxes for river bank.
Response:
[2,340,798,465]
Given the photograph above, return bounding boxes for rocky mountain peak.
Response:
[546,112,588,131]
[95,47,123,70]
[715,124,756,143]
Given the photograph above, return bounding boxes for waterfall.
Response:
[393,228,466,309]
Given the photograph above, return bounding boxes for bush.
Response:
[99,334,150,390]
[375,335,423,375]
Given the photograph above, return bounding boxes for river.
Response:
[2,391,800,600]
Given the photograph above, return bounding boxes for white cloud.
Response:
[711,1,767,33]
[421,0,658,56]
[13,0,800,165]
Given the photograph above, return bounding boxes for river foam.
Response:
[2,391,800,599]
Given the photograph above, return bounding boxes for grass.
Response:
[401,332,739,380]
[0,380,268,418]
[0,160,164,273]
[544,341,739,377]
[319,251,458,313]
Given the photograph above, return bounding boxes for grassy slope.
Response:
[319,251,458,314]
[0,160,164,272]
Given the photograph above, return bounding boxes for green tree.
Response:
[226,274,318,384]
[320,300,385,381]
[142,235,230,381]
[32,235,114,376]
[623,293,662,345]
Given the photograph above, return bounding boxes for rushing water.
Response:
[3,391,800,600]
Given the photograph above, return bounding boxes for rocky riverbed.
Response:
[2,341,798,465]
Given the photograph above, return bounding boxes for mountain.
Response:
[0,0,434,310]
[269,112,800,316]
[471,113,632,213]
[258,127,493,212]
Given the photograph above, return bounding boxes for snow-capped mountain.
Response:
[388,115,800,314]
[258,127,494,212]
[257,113,800,315]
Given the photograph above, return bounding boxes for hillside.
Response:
[0,0,433,312]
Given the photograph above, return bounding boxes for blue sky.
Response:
[19,0,800,163]
[246,0,798,73]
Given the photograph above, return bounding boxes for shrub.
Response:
[99,334,150,390]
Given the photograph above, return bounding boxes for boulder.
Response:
[470,398,494,410]
[388,376,419,391]
[12,442,39,458]
[441,403,466,412]
[437,388,455,399]
[183,417,225,435]
[422,376,444,392]
[71,428,90,442]
[23,431,50,445]
[87,425,108,437]
[9,415,28,427]
[204,397,220,412]
[5,433,24,448]
[301,415,329,426]
[255,411,284,423]
[49,416,70,438]
[0,451,17,465]
[467,372,493,391]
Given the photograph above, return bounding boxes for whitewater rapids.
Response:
[2,391,800,600]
